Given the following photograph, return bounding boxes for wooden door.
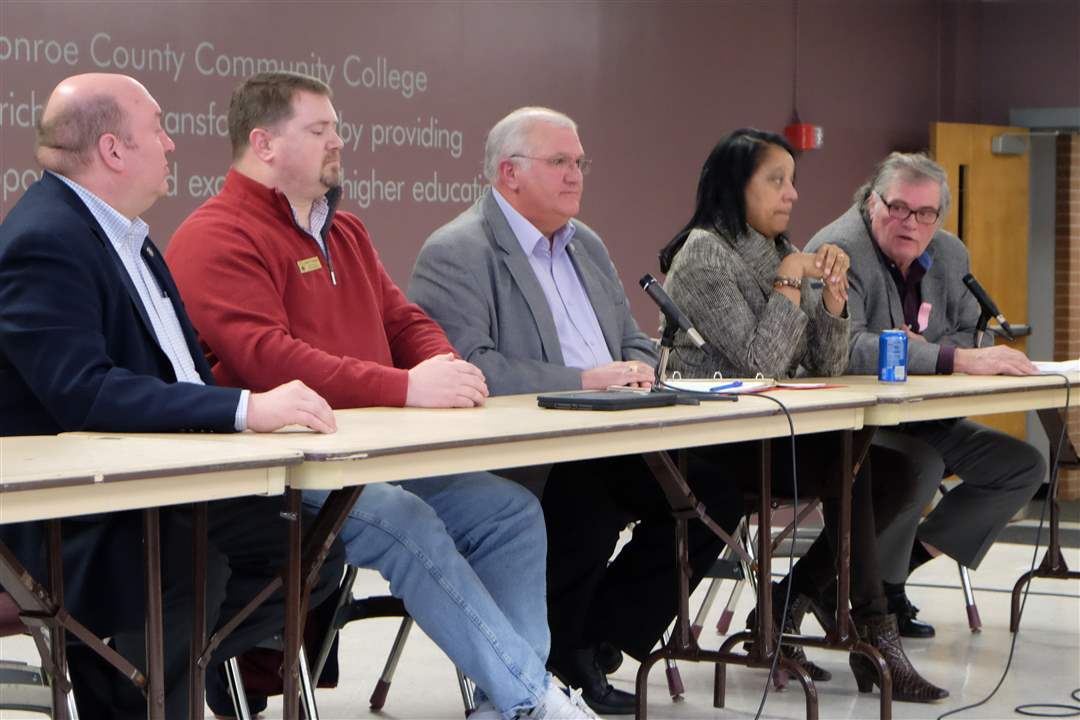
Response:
[931,122,1030,439]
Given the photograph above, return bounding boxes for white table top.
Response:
[0,435,301,523]
[74,390,876,489]
[792,373,1080,425]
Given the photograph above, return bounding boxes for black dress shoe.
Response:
[595,641,624,674]
[549,647,636,715]
[888,593,936,639]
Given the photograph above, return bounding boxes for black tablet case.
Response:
[536,390,679,411]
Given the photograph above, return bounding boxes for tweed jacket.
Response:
[806,204,984,375]
[662,226,849,379]
[408,187,657,395]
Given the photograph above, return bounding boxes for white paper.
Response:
[1034,359,1080,374]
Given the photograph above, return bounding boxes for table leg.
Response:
[46,521,69,720]
[190,502,208,720]
[283,484,366,718]
[633,445,819,720]
[282,490,303,720]
[835,431,852,645]
[756,438,774,660]
[197,484,361,717]
[143,509,166,720]
[1010,409,1080,631]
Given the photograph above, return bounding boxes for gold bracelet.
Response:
[772,275,803,290]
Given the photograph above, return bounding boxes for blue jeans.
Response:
[304,472,551,717]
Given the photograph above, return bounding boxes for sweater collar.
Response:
[223,168,343,240]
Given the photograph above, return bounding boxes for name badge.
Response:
[297,256,323,274]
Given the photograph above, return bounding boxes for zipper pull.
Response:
[330,269,337,286]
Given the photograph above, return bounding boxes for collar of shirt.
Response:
[492,188,576,258]
[885,250,932,286]
[52,171,150,253]
[292,195,330,243]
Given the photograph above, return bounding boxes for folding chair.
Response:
[0,591,78,719]
[695,499,825,639]
[224,566,475,719]
[936,478,981,632]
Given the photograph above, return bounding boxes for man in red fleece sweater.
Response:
[167,72,596,720]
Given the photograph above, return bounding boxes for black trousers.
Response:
[693,432,920,621]
[542,452,745,663]
[66,496,345,719]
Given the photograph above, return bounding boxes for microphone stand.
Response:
[974,309,991,348]
[655,319,679,387]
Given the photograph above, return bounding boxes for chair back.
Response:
[0,592,26,637]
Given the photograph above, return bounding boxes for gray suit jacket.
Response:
[408,187,657,396]
[806,204,984,375]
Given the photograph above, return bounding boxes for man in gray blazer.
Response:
[806,152,1044,638]
[409,107,742,714]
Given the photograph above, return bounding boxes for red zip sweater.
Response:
[166,169,454,408]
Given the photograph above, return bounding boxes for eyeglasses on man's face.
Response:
[510,154,592,175]
[876,192,940,225]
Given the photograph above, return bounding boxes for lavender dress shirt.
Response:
[492,189,613,370]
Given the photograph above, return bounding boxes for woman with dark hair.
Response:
[659,128,947,702]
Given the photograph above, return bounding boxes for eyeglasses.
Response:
[510,154,592,175]
[876,192,940,225]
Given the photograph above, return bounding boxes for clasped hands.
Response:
[582,361,655,390]
[777,243,850,315]
[407,353,489,407]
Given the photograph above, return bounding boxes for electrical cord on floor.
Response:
[936,373,1072,720]
[655,379,801,719]
[1019,686,1080,716]
[1014,693,1080,718]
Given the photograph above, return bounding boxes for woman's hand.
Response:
[806,244,849,313]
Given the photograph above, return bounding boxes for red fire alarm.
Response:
[785,123,824,151]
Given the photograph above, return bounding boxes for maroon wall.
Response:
[1,0,1077,331]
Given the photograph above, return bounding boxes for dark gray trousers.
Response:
[872,418,1045,583]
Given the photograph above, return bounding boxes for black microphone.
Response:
[962,273,1015,340]
[639,273,706,349]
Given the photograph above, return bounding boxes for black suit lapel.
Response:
[141,239,217,385]
[41,174,162,350]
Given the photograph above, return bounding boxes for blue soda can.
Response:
[879,330,908,382]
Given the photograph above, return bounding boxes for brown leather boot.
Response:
[746,582,832,682]
[849,614,949,703]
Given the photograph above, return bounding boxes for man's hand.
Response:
[581,361,655,390]
[954,345,1039,376]
[247,380,337,433]
[406,353,489,408]
[901,324,927,343]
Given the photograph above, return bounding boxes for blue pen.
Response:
[708,380,743,392]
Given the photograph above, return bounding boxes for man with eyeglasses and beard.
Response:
[806,152,1044,640]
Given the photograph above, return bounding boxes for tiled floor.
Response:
[1,523,1077,720]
